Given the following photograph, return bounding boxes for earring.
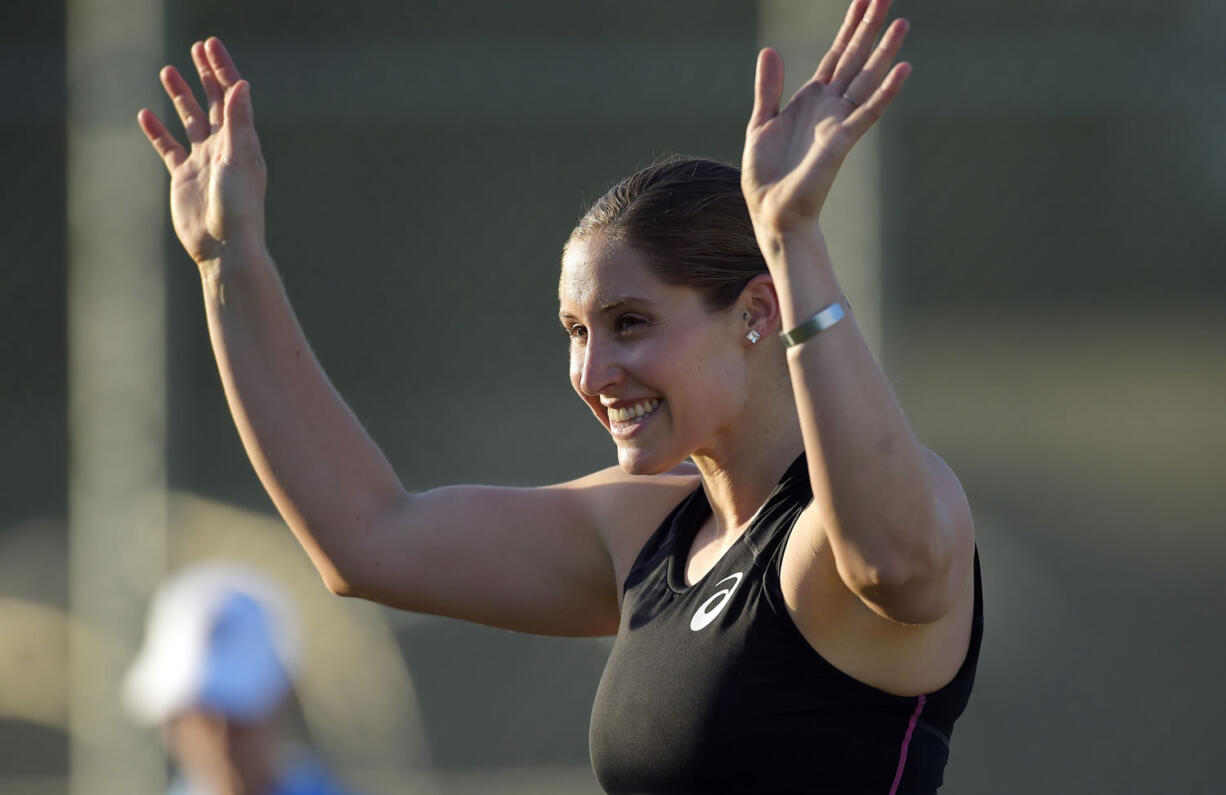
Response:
[743,311,760,344]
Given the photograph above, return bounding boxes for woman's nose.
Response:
[576,337,622,397]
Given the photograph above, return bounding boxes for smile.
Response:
[607,398,661,425]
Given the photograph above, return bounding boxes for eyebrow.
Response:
[559,295,658,322]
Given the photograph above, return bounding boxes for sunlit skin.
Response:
[558,232,807,561]
[559,234,752,475]
[137,0,976,702]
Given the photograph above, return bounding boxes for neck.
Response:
[691,386,804,540]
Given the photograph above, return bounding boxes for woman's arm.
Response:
[741,0,973,624]
[139,39,677,636]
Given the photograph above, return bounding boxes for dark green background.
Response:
[2,1,1223,792]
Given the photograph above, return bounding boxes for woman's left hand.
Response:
[742,0,911,236]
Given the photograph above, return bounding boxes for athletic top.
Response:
[589,454,983,794]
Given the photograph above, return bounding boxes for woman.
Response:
[138,0,981,791]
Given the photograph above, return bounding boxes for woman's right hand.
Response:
[138,38,267,268]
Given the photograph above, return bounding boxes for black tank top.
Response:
[589,455,983,794]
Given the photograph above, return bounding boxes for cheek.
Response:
[683,350,747,414]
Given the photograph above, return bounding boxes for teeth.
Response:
[608,398,660,423]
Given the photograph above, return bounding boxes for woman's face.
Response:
[559,232,750,474]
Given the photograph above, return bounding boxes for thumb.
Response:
[222,81,262,163]
[224,80,254,128]
[748,48,784,130]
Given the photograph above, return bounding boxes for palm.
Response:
[138,38,266,266]
[742,0,911,233]
[744,93,858,228]
[168,143,226,261]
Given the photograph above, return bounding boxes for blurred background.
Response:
[2,0,1223,792]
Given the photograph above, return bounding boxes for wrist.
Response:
[755,221,829,264]
[754,226,847,330]
[197,237,274,284]
[757,219,837,273]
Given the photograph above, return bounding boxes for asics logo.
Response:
[689,572,744,631]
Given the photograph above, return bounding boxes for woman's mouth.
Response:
[607,398,662,437]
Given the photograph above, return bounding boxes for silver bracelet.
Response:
[779,302,845,348]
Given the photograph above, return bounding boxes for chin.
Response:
[616,445,680,477]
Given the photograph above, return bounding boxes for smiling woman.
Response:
[138,0,981,791]
[558,160,777,477]
[559,220,767,476]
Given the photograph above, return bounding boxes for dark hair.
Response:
[565,157,767,311]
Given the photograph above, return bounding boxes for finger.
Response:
[814,0,869,84]
[830,0,893,92]
[159,65,208,144]
[223,80,256,134]
[204,37,244,89]
[843,61,911,138]
[190,41,224,130]
[841,18,909,106]
[221,80,266,169]
[748,48,784,129]
[137,108,188,173]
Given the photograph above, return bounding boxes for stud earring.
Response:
[746,329,761,344]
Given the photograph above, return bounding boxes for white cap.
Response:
[122,561,300,725]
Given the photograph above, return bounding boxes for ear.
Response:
[737,273,782,336]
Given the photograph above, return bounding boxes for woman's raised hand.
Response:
[741,0,910,235]
[138,38,267,267]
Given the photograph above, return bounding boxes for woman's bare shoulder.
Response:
[557,462,701,591]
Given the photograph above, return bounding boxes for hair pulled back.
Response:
[566,157,767,312]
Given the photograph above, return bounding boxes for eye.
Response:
[564,323,588,342]
[614,314,647,334]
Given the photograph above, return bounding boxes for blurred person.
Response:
[124,561,354,795]
[137,0,982,791]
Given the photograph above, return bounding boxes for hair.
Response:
[565,157,767,312]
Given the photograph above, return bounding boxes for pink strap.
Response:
[888,694,927,795]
